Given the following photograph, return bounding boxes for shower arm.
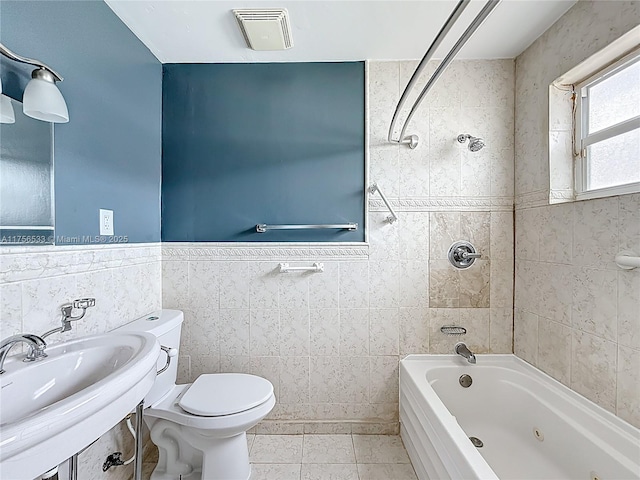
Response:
[388,0,501,148]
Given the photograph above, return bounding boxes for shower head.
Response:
[457,134,485,152]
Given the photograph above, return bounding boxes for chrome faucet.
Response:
[454,342,476,364]
[0,334,47,374]
[41,298,96,340]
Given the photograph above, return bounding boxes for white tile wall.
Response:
[514,197,640,427]
[514,0,640,428]
[162,58,516,432]
[0,244,162,479]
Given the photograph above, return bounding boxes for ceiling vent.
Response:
[233,9,293,51]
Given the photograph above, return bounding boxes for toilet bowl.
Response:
[115,310,275,480]
[145,374,275,480]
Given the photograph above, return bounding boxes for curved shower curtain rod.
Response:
[388,0,501,149]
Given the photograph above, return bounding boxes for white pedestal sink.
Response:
[0,332,160,479]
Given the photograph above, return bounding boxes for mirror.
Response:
[0,97,54,245]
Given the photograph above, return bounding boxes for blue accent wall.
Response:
[0,0,162,244]
[162,62,365,242]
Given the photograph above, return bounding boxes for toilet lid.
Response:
[178,373,274,416]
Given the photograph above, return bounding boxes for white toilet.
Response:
[115,310,275,480]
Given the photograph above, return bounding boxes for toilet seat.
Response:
[179,373,274,416]
[145,383,276,431]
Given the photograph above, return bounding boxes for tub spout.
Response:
[454,342,476,364]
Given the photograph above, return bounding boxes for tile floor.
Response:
[139,434,418,480]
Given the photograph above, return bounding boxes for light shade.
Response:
[0,95,15,124]
[0,78,15,124]
[23,74,69,123]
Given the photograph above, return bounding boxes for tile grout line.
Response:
[298,432,303,480]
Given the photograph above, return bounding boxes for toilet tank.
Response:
[114,309,184,406]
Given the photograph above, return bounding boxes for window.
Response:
[574,50,640,200]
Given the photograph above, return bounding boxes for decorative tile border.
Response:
[0,243,162,284]
[549,189,575,204]
[162,243,370,261]
[0,242,157,255]
[515,190,550,210]
[368,196,513,212]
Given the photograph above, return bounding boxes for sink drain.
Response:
[469,436,483,448]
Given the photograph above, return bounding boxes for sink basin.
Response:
[0,332,160,479]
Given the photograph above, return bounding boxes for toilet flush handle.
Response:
[157,345,178,375]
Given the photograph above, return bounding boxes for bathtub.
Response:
[400,354,640,480]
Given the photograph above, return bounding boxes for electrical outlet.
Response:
[99,209,114,235]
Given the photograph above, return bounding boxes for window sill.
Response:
[575,182,640,202]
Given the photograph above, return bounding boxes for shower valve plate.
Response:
[448,241,480,269]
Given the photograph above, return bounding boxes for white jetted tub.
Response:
[400,355,640,480]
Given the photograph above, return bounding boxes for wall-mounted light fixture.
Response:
[0,78,16,124]
[0,43,68,123]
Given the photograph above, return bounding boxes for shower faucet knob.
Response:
[448,241,481,269]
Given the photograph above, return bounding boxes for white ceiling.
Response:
[105,0,576,63]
